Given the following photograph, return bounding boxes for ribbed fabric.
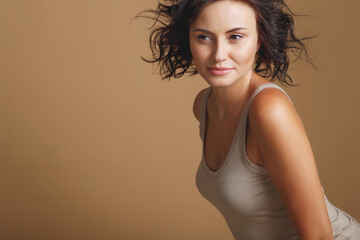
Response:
[196,83,360,240]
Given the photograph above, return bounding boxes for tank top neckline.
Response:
[200,82,283,177]
[201,86,242,175]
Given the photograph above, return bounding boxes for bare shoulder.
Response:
[248,86,308,167]
[248,87,303,131]
[193,88,209,122]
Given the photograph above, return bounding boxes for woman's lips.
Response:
[207,67,233,76]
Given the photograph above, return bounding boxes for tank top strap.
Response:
[246,82,293,107]
[199,86,212,141]
[238,82,293,175]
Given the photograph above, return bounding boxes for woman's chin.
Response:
[203,76,238,88]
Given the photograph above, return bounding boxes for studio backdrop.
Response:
[1,0,359,239]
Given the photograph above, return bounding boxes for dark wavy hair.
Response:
[133,0,317,86]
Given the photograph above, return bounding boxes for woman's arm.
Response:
[193,88,208,122]
[249,88,334,240]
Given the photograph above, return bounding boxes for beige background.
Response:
[1,0,359,239]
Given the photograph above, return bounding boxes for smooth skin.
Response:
[191,1,334,239]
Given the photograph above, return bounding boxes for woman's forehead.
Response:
[190,1,257,30]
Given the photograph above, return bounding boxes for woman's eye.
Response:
[198,35,211,41]
[229,34,243,40]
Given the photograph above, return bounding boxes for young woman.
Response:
[136,0,360,239]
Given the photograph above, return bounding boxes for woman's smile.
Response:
[207,66,234,76]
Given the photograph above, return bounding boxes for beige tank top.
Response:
[195,83,360,240]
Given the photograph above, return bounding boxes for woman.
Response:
[135,0,360,239]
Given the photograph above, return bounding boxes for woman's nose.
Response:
[214,40,227,62]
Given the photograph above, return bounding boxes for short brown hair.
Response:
[134,0,317,86]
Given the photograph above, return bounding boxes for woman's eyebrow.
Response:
[192,27,248,34]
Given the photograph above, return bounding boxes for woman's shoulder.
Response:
[249,85,297,124]
[248,83,305,138]
[193,87,210,122]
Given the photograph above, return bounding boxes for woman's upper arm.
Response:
[193,88,207,122]
[249,89,333,240]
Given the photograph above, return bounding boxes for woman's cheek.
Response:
[192,48,208,68]
[233,41,257,64]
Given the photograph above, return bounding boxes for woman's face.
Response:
[189,0,260,87]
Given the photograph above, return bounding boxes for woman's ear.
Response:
[257,41,262,51]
